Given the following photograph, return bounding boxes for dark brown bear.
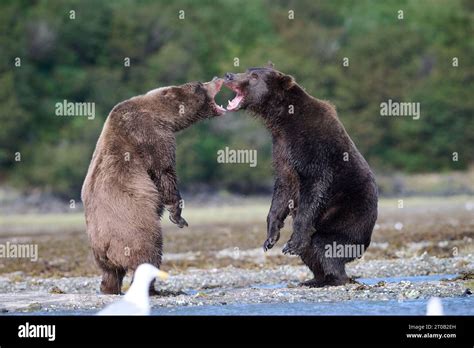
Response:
[224,64,378,287]
[81,78,225,294]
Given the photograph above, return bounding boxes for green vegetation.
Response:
[1,195,472,235]
[0,0,472,197]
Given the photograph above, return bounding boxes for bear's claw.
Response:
[263,237,276,252]
[169,215,188,228]
[282,237,308,255]
[282,243,295,255]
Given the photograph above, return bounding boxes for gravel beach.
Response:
[0,252,472,314]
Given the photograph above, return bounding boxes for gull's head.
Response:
[134,263,169,285]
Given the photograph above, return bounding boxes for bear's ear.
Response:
[161,87,177,97]
[279,74,295,90]
[266,61,275,69]
[167,87,182,99]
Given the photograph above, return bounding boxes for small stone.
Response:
[194,292,208,298]
[49,286,65,294]
[26,302,42,312]
[404,290,421,299]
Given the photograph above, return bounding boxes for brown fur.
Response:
[81,79,224,294]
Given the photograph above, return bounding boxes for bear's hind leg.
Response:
[318,234,351,287]
[148,280,161,296]
[130,274,160,296]
[129,250,163,296]
[299,235,351,288]
[320,257,350,286]
[299,247,326,287]
[100,268,126,295]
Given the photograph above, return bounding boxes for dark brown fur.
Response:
[81,79,224,294]
[224,66,378,287]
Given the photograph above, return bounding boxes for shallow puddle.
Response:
[151,296,473,316]
[15,296,473,316]
[357,273,459,285]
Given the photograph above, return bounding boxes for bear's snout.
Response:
[224,72,235,81]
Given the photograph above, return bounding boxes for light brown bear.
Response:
[81,78,225,294]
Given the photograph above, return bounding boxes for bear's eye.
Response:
[251,73,259,80]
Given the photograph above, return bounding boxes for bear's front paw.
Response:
[263,234,279,252]
[169,214,188,228]
[282,236,309,256]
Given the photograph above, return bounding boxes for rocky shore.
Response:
[0,253,472,314]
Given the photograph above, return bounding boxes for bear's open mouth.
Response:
[227,88,245,111]
[213,102,226,115]
[206,77,226,115]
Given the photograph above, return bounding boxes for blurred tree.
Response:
[0,0,472,197]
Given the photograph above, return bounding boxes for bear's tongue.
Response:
[227,94,243,111]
